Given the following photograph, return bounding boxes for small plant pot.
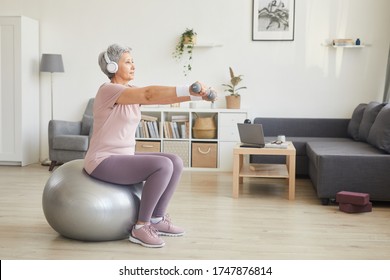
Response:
[183,34,197,45]
[225,95,241,109]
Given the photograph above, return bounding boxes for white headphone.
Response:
[104,52,118,74]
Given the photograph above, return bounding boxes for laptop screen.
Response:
[237,123,265,147]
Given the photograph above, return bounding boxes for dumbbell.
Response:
[191,82,217,101]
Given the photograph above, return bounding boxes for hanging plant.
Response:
[172,28,197,76]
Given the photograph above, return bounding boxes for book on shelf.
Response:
[171,115,189,122]
[171,122,179,138]
[147,122,155,138]
[163,122,173,138]
[137,119,160,138]
[163,121,189,139]
[141,114,158,122]
[332,39,354,46]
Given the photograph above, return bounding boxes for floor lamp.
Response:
[40,53,65,120]
[40,54,64,166]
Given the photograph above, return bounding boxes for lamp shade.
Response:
[40,54,64,73]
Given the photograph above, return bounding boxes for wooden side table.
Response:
[232,142,296,200]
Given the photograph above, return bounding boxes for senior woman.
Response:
[84,44,213,248]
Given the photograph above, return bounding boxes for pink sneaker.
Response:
[129,224,165,248]
[152,214,185,237]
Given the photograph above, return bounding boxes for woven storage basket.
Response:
[192,113,217,139]
[192,142,217,168]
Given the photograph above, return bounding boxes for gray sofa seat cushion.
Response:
[53,135,89,151]
[347,103,367,140]
[307,141,386,163]
[358,101,385,141]
[367,104,390,153]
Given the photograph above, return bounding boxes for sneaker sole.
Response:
[129,235,165,248]
[157,231,185,237]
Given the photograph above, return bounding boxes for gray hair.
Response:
[98,44,132,79]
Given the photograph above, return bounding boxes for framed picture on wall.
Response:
[252,0,295,41]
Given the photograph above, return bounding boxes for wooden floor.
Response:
[0,163,389,260]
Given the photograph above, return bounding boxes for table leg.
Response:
[287,154,296,200]
[232,153,241,198]
[239,154,243,184]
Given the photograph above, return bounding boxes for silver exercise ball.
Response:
[42,159,142,241]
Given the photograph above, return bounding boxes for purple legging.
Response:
[89,152,183,222]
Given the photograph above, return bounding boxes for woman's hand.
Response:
[189,81,207,97]
[190,82,217,102]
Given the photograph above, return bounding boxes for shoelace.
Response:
[142,224,159,238]
[161,214,173,229]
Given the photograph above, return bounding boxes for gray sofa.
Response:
[251,101,390,204]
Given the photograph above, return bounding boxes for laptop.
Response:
[237,123,265,148]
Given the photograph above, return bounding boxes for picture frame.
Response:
[252,0,295,41]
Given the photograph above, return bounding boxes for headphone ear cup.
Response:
[104,52,118,74]
[106,61,118,74]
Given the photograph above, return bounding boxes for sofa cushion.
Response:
[358,101,385,141]
[254,118,350,138]
[307,140,386,165]
[367,104,390,153]
[347,103,367,140]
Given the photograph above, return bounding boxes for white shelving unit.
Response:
[137,107,247,171]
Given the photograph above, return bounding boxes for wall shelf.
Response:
[334,45,365,48]
[184,43,223,48]
[322,43,367,48]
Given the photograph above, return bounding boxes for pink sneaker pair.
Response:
[129,215,184,248]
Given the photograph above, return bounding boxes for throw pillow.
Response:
[347,103,367,140]
[358,101,385,142]
[81,114,93,135]
[367,104,390,153]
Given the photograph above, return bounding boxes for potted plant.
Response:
[222,67,247,109]
[172,28,197,76]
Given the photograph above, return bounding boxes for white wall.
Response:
[1,0,389,161]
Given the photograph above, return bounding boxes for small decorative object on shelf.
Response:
[222,67,247,109]
[172,28,197,76]
[355,38,361,45]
